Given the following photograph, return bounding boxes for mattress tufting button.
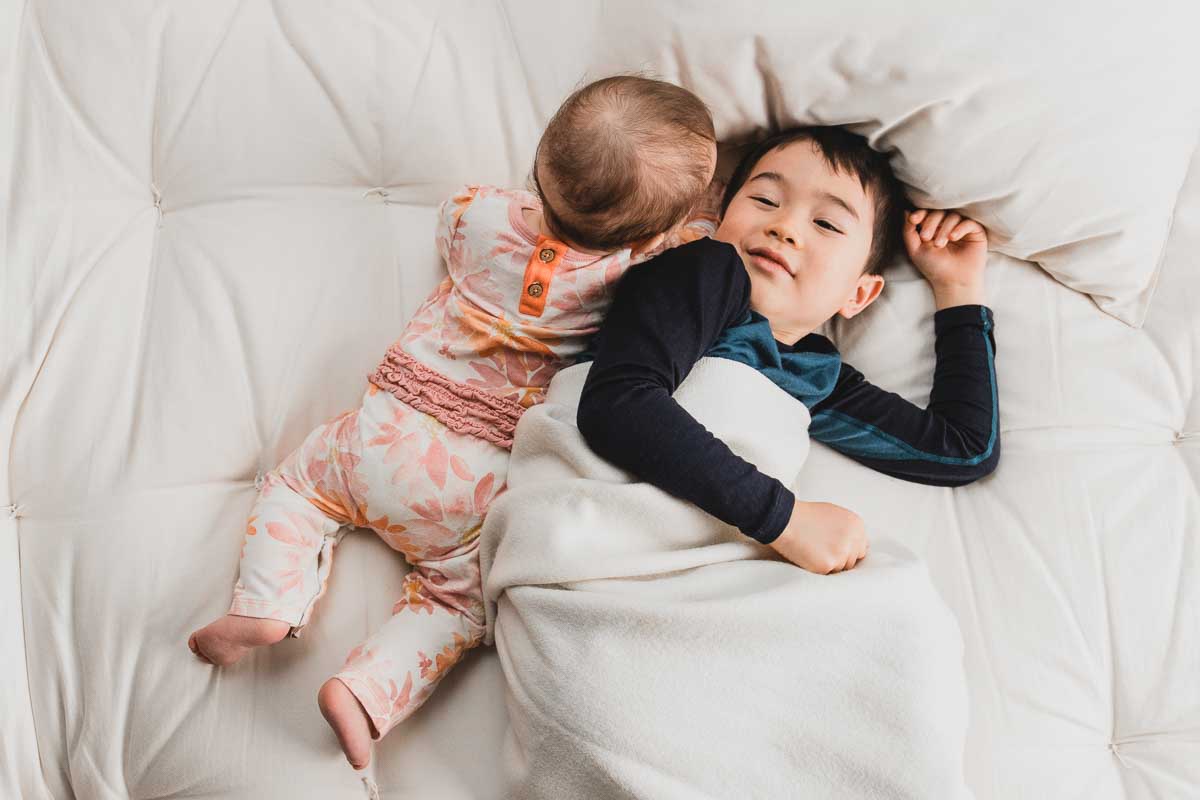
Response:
[3,504,20,519]
[150,183,164,226]
[362,187,390,201]
[253,471,266,491]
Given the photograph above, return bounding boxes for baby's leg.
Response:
[319,551,486,768]
[317,387,506,767]
[190,408,365,665]
[322,547,487,740]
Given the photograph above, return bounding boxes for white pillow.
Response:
[502,0,1200,327]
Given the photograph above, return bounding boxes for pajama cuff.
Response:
[333,670,397,741]
[228,596,306,635]
[747,483,795,545]
[933,304,994,335]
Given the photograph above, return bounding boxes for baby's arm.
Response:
[434,185,480,263]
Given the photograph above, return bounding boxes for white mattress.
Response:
[2,2,1197,799]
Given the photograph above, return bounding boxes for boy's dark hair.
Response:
[720,126,910,276]
[534,75,716,251]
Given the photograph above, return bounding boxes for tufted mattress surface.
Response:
[2,2,1197,798]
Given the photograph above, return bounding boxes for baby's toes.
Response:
[188,633,214,664]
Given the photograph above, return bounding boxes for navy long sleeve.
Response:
[577,237,1000,544]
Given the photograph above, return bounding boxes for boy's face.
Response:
[714,141,881,344]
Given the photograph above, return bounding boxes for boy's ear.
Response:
[837,274,885,320]
[629,231,668,257]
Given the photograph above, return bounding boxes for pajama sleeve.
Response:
[577,237,798,545]
[434,185,480,263]
[807,305,1000,485]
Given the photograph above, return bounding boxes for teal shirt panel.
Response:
[705,311,841,411]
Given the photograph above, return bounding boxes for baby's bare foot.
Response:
[318,678,377,770]
[188,615,290,666]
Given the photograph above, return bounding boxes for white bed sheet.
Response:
[2,2,1197,799]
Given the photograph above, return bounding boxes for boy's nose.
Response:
[768,226,799,248]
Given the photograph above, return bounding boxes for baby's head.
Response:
[532,76,717,254]
[714,127,910,342]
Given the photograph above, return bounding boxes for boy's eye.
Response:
[750,195,779,208]
[816,220,842,234]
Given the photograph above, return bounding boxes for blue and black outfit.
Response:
[577,237,1000,545]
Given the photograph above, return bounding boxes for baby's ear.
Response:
[629,231,667,257]
[838,274,885,320]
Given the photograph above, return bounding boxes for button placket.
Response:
[519,237,563,317]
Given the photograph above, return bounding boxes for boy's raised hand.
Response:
[904,209,989,309]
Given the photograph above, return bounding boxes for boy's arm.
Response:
[809,208,999,484]
[577,238,796,544]
[808,304,999,485]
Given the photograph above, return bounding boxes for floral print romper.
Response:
[229,184,718,738]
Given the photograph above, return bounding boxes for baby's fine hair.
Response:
[534,75,716,252]
[721,127,911,276]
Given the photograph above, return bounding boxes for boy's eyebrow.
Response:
[748,171,861,222]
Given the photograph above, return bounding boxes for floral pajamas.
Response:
[227,182,721,739]
[231,384,509,737]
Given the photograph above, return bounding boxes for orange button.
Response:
[520,237,563,317]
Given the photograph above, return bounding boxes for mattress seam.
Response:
[4,2,59,796]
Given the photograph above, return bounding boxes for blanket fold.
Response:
[480,358,971,799]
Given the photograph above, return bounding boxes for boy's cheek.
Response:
[710,225,736,247]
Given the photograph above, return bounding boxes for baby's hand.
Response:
[768,500,869,574]
[904,209,989,309]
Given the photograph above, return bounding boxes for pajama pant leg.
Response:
[330,385,509,739]
[230,407,366,629]
[332,546,486,739]
[228,384,508,737]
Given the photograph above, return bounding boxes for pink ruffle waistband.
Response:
[368,345,526,450]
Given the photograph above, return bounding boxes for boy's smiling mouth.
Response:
[746,246,794,277]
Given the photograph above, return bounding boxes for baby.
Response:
[188,75,719,770]
[578,125,1000,573]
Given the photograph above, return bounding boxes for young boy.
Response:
[577,126,999,575]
